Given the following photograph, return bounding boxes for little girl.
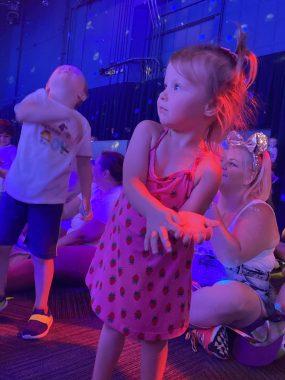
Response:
[86,32,258,379]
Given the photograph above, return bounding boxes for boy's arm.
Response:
[14,89,77,126]
[76,156,93,218]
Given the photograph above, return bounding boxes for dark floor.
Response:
[1,284,285,380]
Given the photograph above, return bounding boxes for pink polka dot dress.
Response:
[86,130,199,341]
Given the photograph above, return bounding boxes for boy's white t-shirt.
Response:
[5,89,92,204]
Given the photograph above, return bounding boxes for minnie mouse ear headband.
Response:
[226,131,268,171]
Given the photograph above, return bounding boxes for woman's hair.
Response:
[242,148,272,202]
[99,151,124,184]
[0,119,13,136]
[170,29,258,149]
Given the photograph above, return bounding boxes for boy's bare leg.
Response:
[0,246,12,298]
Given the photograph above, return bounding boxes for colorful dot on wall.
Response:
[93,52,100,61]
[7,76,15,84]
[180,22,184,26]
[30,66,36,73]
[241,23,248,32]
[226,34,233,42]
[86,20,94,30]
[145,66,152,76]
[125,29,130,35]
[198,33,206,41]
[265,13,274,22]
[111,141,120,150]
[208,0,217,12]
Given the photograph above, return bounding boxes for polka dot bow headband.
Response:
[226,130,268,171]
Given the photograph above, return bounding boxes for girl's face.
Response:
[221,146,254,192]
[157,62,212,132]
[0,133,12,147]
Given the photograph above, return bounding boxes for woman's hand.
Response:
[178,211,219,246]
[144,206,181,254]
[80,198,93,221]
[205,202,221,221]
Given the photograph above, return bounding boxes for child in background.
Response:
[0,119,17,194]
[0,65,93,340]
[86,31,258,379]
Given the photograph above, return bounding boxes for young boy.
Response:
[0,119,17,193]
[0,65,93,340]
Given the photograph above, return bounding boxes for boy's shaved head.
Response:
[46,65,88,107]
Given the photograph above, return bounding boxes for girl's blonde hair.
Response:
[170,30,258,149]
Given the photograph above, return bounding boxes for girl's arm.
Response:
[123,120,181,253]
[208,202,280,267]
[177,155,221,244]
[180,154,222,214]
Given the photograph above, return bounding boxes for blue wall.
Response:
[1,0,285,110]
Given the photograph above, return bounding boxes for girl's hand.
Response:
[178,211,219,246]
[144,207,182,254]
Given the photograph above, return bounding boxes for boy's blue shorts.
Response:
[0,192,63,259]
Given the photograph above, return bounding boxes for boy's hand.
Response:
[144,206,181,254]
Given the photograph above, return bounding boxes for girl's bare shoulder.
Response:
[134,120,166,148]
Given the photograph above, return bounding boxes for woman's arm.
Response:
[209,203,280,267]
[57,218,105,247]
[275,241,285,261]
